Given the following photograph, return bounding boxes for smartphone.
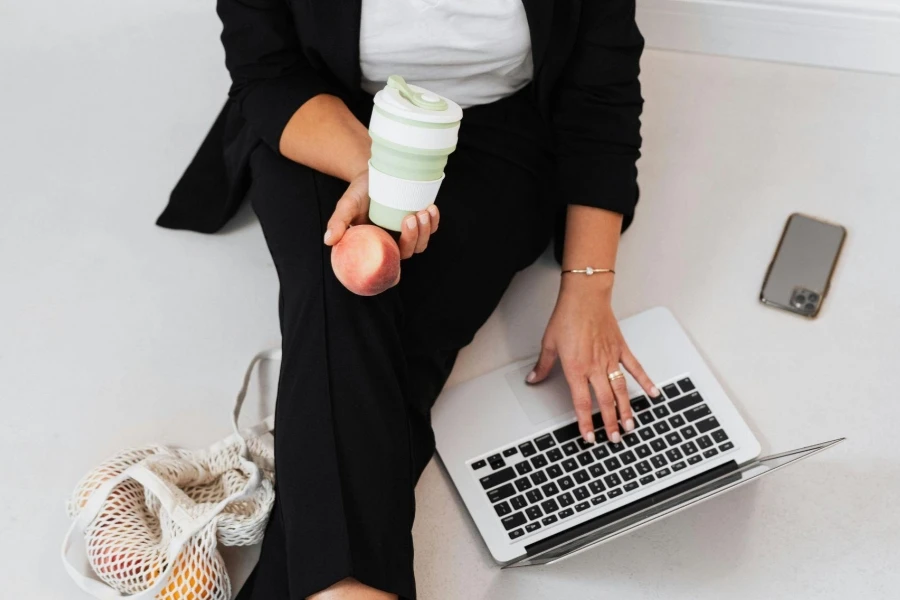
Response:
[759,213,846,318]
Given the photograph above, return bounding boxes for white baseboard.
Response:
[636,0,900,75]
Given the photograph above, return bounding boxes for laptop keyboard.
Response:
[470,377,736,541]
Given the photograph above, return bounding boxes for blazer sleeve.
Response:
[551,0,644,219]
[217,0,340,152]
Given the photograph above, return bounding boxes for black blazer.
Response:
[157,0,644,245]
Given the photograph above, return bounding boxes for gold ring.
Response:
[607,370,625,382]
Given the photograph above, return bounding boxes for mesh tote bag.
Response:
[61,349,281,600]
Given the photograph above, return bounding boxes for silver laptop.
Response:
[432,306,843,566]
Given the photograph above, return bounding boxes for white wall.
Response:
[637,0,900,75]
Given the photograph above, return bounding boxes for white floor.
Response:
[2,2,899,599]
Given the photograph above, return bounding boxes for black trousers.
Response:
[237,88,554,600]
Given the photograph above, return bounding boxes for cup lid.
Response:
[373,75,463,124]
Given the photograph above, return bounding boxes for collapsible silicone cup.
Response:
[368,75,463,231]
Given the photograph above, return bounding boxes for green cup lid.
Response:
[387,75,449,112]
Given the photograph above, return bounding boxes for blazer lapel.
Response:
[306,0,362,91]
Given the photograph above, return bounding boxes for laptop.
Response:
[432,306,843,566]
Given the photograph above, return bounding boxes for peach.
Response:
[331,225,401,296]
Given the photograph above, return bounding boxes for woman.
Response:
[158,1,658,598]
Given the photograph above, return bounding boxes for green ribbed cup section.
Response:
[368,201,413,232]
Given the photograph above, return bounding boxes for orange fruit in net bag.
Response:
[146,556,215,600]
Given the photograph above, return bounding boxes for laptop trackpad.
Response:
[505,363,574,426]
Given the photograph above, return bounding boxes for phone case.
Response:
[759,213,846,318]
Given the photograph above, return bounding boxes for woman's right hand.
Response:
[322,168,441,258]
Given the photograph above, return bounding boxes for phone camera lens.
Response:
[807,293,819,303]
[805,303,816,311]
[795,295,807,305]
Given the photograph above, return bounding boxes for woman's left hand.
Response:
[527,277,659,445]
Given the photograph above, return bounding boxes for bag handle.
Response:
[61,348,282,599]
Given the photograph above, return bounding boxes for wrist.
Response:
[559,272,615,299]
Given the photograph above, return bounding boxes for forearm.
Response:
[278,94,371,183]
[560,205,624,298]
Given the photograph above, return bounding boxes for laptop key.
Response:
[631,396,651,412]
[681,441,699,456]
[547,448,564,462]
[515,461,533,476]
[650,392,667,405]
[665,448,683,462]
[696,417,721,435]
[573,486,590,501]
[589,464,606,478]
[672,461,687,472]
[514,477,532,492]
[518,441,537,457]
[547,464,563,479]
[665,432,683,445]
[511,495,528,510]
[669,414,686,428]
[541,499,560,513]
[639,427,656,441]
[651,439,667,453]
[621,450,637,465]
[573,469,590,484]
[577,451,594,466]
[503,447,519,457]
[608,488,624,499]
[591,494,607,505]
[542,515,558,526]
[559,508,575,519]
[609,441,626,453]
[653,406,670,419]
[575,501,591,512]
[480,468,516,490]
[720,441,735,452]
[677,377,695,393]
[636,461,652,475]
[589,480,606,495]
[655,468,671,478]
[487,483,516,503]
[592,445,610,460]
[635,444,652,458]
[495,501,512,517]
[624,482,639,492]
[534,434,556,451]
[509,528,525,540]
[623,433,640,447]
[558,493,575,507]
[651,455,668,468]
[604,457,621,471]
[558,476,575,491]
[531,454,549,469]
[502,512,527,531]
[703,448,719,458]
[603,473,622,488]
[525,506,543,520]
[562,442,580,456]
[670,392,703,413]
[541,482,560,497]
[562,458,579,473]
[654,421,671,435]
[488,456,506,469]
[472,460,487,470]
[530,471,548,485]
[712,429,729,443]
[684,404,711,422]
[681,425,698,440]
[639,475,655,485]
[663,384,680,399]
[526,490,543,504]
[621,467,637,482]
[688,455,703,465]
[553,421,583,444]
[696,435,713,449]
[638,411,656,426]
[525,521,542,533]
[577,438,594,451]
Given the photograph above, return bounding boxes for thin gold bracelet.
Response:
[561,267,615,276]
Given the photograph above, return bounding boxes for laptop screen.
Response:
[506,438,843,568]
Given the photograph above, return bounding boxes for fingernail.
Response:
[418,212,429,225]
[526,371,536,383]
[406,216,417,230]
[323,229,332,243]
[650,385,660,397]
[624,418,635,432]
[610,431,622,444]
[585,432,596,444]
[427,205,438,217]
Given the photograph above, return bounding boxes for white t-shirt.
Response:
[360,0,534,109]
